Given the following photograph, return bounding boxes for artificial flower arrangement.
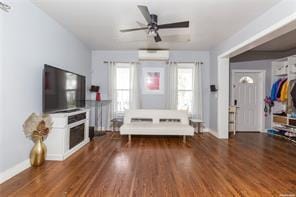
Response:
[23,113,53,141]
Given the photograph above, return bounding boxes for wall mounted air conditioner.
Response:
[138,50,169,61]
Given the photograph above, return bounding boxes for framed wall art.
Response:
[142,67,164,94]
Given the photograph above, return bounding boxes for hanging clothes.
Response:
[279,80,288,102]
[276,78,287,100]
[270,78,288,102]
[271,79,282,101]
[290,80,296,108]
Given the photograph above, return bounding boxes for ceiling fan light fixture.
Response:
[148,29,157,37]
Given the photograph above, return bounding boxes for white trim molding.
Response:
[201,127,211,132]
[205,128,220,138]
[217,58,230,139]
[219,12,296,59]
[0,159,30,184]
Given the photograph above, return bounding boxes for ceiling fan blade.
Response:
[158,21,189,29]
[120,27,148,32]
[154,32,162,42]
[137,5,152,24]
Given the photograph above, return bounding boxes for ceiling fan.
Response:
[120,5,190,43]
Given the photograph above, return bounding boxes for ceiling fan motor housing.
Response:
[150,14,158,24]
[149,14,158,32]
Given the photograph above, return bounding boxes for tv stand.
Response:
[54,108,81,113]
[45,108,90,161]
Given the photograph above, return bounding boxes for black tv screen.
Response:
[43,65,85,113]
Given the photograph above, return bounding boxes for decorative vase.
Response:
[30,136,47,167]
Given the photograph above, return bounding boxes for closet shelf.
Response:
[273,126,296,134]
[273,114,287,117]
[283,124,296,129]
[268,131,296,144]
[274,74,288,76]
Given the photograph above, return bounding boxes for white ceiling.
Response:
[31,0,281,50]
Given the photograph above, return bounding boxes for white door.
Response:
[232,72,263,131]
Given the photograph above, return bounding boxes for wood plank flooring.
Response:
[1,133,296,196]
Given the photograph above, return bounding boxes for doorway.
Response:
[231,70,265,132]
[216,15,296,139]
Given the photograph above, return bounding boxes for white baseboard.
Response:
[202,127,210,132]
[0,159,31,184]
[208,129,219,138]
[204,128,228,139]
[46,154,63,161]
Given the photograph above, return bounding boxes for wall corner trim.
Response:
[207,128,219,138]
[0,159,30,184]
[206,128,230,139]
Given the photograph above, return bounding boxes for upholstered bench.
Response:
[120,109,194,142]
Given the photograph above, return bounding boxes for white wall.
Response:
[209,51,218,131]
[209,0,296,137]
[91,50,211,128]
[230,59,273,129]
[0,7,4,176]
[140,61,166,109]
[1,0,91,174]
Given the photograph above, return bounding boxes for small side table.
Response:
[229,106,238,136]
[110,117,123,139]
[190,119,203,134]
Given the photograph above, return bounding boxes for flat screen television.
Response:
[43,64,86,113]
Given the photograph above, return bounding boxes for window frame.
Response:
[176,63,195,114]
[114,63,131,114]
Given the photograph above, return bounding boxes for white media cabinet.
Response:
[45,108,90,161]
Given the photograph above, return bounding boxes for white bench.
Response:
[120,109,194,142]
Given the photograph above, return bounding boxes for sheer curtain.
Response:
[192,62,203,120]
[108,61,140,118]
[129,62,140,110]
[167,61,203,119]
[166,61,178,109]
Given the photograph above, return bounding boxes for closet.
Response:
[268,55,296,143]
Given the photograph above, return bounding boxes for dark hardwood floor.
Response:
[1,133,295,196]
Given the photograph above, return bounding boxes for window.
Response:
[115,64,130,113]
[239,76,254,84]
[177,66,193,113]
